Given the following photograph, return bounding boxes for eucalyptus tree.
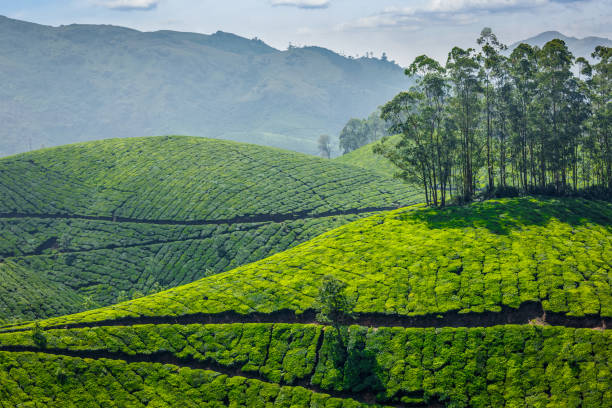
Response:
[509,43,539,189]
[477,27,507,190]
[375,32,610,204]
[375,55,451,206]
[318,134,332,158]
[538,39,575,191]
[589,46,611,189]
[446,47,482,201]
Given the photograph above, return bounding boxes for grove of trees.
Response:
[375,28,611,206]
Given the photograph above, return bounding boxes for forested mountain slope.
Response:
[0,15,410,157]
[0,197,609,407]
[0,136,420,320]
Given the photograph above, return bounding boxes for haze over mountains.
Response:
[511,31,612,61]
[1,15,610,158]
[0,16,408,157]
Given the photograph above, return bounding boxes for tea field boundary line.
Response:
[1,302,608,334]
[0,206,400,226]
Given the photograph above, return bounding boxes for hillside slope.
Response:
[13,196,610,328]
[0,136,420,320]
[0,15,411,157]
[0,197,609,407]
[334,135,400,178]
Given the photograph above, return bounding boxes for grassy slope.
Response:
[14,196,610,329]
[0,197,610,407]
[0,136,420,320]
[334,135,400,178]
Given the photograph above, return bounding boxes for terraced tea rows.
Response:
[11,197,608,330]
[0,352,377,408]
[0,196,609,407]
[0,323,609,406]
[0,136,421,320]
[0,136,419,220]
[0,214,366,317]
[0,261,83,322]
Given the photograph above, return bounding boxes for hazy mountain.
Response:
[511,31,611,60]
[0,16,411,157]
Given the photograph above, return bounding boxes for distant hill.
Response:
[0,136,420,320]
[511,31,611,60]
[0,16,411,157]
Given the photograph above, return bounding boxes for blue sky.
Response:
[1,0,610,65]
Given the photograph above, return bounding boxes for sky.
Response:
[1,0,610,66]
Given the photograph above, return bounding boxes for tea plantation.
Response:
[0,323,609,406]
[8,196,608,330]
[0,196,609,406]
[0,136,421,320]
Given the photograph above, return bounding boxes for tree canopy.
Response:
[376,28,611,205]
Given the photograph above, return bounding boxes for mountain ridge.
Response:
[511,30,611,59]
[0,15,409,157]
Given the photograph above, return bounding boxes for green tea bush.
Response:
[0,136,420,220]
[0,324,609,406]
[0,351,375,407]
[16,197,608,330]
[0,136,421,319]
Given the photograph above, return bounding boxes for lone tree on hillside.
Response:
[315,275,356,336]
[318,134,332,158]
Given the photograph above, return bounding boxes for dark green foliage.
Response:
[315,275,356,332]
[0,261,84,321]
[339,111,388,154]
[0,351,374,407]
[1,324,609,406]
[31,323,46,349]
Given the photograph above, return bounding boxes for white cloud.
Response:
[271,0,330,9]
[95,0,159,11]
[340,0,584,30]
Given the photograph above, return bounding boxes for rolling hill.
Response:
[0,136,420,321]
[0,197,609,407]
[0,15,412,157]
[334,135,400,178]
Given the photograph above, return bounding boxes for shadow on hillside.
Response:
[322,328,387,401]
[399,197,612,235]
